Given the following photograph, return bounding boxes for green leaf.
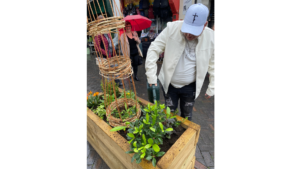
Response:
[148,138,153,145]
[145,156,153,161]
[159,122,164,132]
[160,104,165,110]
[152,144,160,153]
[165,128,173,132]
[127,133,135,138]
[144,144,152,149]
[142,134,146,145]
[158,138,163,144]
[134,148,139,153]
[131,155,135,163]
[136,157,142,164]
[126,151,134,154]
[171,116,177,119]
[124,103,127,110]
[138,147,144,150]
[152,158,156,167]
[147,103,150,109]
[146,113,149,122]
[110,126,127,132]
[166,107,170,118]
[143,108,149,112]
[128,138,134,144]
[143,119,147,124]
[140,152,146,159]
[156,151,165,157]
[133,153,140,159]
[133,141,137,148]
[125,122,131,125]
[139,124,144,130]
[150,127,156,132]
[152,115,156,126]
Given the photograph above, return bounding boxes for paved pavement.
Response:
[87,54,214,169]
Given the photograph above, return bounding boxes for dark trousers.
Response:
[130,53,139,77]
[162,82,196,120]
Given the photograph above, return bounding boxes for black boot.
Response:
[133,66,139,81]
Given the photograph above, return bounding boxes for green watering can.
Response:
[146,79,160,103]
[87,48,91,55]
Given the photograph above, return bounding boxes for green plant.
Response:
[100,79,120,96]
[87,91,101,109]
[100,93,116,107]
[111,103,137,119]
[110,101,182,167]
[94,104,106,119]
[119,90,136,99]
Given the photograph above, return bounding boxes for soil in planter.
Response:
[118,125,186,162]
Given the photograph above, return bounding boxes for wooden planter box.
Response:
[87,92,201,169]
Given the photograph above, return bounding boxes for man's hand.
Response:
[205,94,211,99]
[149,83,157,87]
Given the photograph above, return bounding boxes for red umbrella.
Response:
[119,15,152,36]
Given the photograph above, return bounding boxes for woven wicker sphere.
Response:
[106,98,141,127]
[98,56,133,80]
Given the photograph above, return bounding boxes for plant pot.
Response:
[87,90,200,169]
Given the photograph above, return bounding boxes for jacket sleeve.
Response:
[206,35,215,96]
[145,23,169,84]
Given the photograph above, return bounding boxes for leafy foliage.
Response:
[111,103,137,119]
[100,79,120,96]
[94,104,106,119]
[87,91,101,109]
[119,90,136,99]
[111,101,183,167]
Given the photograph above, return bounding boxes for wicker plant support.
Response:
[98,56,133,80]
[87,16,125,36]
[106,98,141,127]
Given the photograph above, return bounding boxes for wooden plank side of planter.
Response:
[87,114,127,169]
[87,109,161,169]
[177,148,196,169]
[186,157,195,169]
[174,115,201,146]
[157,128,196,169]
[87,110,135,169]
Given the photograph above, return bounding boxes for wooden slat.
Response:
[178,148,196,169]
[186,157,195,169]
[88,110,135,168]
[87,116,127,169]
[157,128,196,169]
[173,114,201,145]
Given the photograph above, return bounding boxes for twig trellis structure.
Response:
[87,0,141,127]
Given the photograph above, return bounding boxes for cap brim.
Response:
[181,22,204,36]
